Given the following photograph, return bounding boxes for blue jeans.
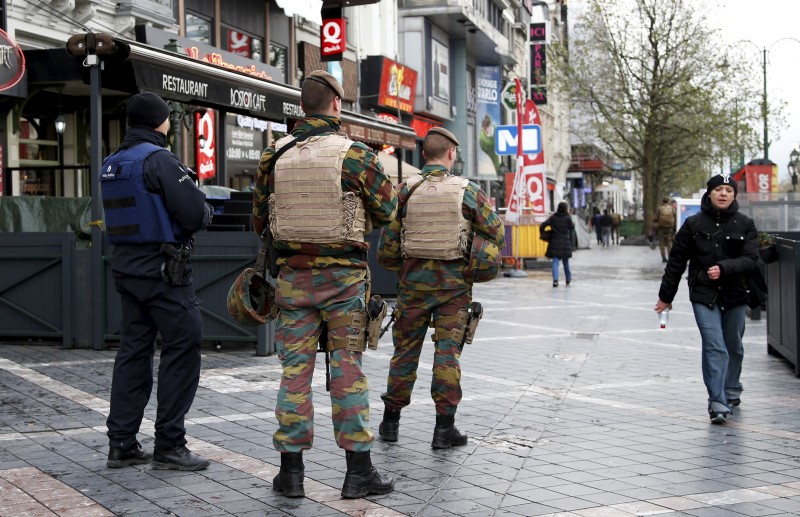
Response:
[692,303,746,414]
[552,257,571,283]
[601,227,611,246]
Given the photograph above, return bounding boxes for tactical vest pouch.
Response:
[160,242,192,286]
[431,310,468,342]
[366,295,388,350]
[327,312,368,352]
[463,302,483,345]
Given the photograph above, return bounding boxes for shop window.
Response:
[224,27,264,61]
[269,42,287,78]
[18,117,60,196]
[186,12,212,44]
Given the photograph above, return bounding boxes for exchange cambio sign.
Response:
[321,11,345,62]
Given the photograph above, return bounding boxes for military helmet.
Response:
[464,234,502,284]
[226,268,278,326]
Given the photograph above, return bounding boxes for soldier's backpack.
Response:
[656,205,675,228]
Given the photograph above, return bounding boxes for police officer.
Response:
[103,92,212,471]
[377,127,505,448]
[252,70,396,499]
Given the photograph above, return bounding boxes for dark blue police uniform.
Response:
[102,126,211,456]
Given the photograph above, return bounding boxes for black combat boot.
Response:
[273,452,305,498]
[431,414,468,449]
[341,451,395,499]
[107,443,152,468]
[379,409,401,442]
[151,445,210,471]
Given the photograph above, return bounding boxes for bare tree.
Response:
[554,0,761,231]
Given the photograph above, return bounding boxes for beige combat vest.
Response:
[401,173,470,260]
[268,133,369,244]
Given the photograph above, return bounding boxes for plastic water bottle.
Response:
[659,309,670,329]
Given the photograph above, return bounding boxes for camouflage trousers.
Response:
[381,288,471,416]
[658,227,674,258]
[273,266,374,454]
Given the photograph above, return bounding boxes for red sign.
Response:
[505,99,547,216]
[0,29,25,92]
[185,47,271,80]
[195,109,216,180]
[410,115,441,138]
[378,57,418,113]
[739,164,777,193]
[227,30,251,58]
[321,17,345,61]
[522,99,546,214]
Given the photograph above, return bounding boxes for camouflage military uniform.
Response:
[253,116,397,453]
[378,164,504,416]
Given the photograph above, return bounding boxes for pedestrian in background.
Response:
[591,208,602,245]
[252,70,396,499]
[610,208,622,245]
[102,92,213,471]
[377,127,505,449]
[653,196,677,262]
[541,201,575,287]
[600,209,613,247]
[655,173,758,425]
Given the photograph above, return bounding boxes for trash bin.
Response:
[619,219,644,238]
[766,232,800,375]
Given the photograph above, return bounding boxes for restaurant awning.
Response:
[25,37,417,150]
[377,150,421,185]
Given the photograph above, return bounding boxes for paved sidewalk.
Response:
[3,244,800,516]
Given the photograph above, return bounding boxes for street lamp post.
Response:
[789,148,799,192]
[730,38,800,161]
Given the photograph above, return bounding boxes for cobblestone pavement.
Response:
[3,244,800,516]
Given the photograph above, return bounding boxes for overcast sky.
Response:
[707,0,800,177]
[567,0,800,179]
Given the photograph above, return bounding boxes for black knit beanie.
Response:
[126,92,170,129]
[706,173,738,196]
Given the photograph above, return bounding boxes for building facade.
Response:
[1,0,416,198]
[2,0,571,213]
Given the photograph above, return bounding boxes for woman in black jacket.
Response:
[655,174,758,425]
[541,202,575,287]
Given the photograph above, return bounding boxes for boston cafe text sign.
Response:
[131,61,302,119]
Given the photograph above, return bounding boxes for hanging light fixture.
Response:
[55,89,66,135]
[54,114,66,135]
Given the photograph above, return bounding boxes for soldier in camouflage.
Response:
[378,127,505,448]
[252,70,396,499]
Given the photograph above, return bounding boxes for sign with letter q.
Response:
[321,10,345,62]
[524,168,546,214]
